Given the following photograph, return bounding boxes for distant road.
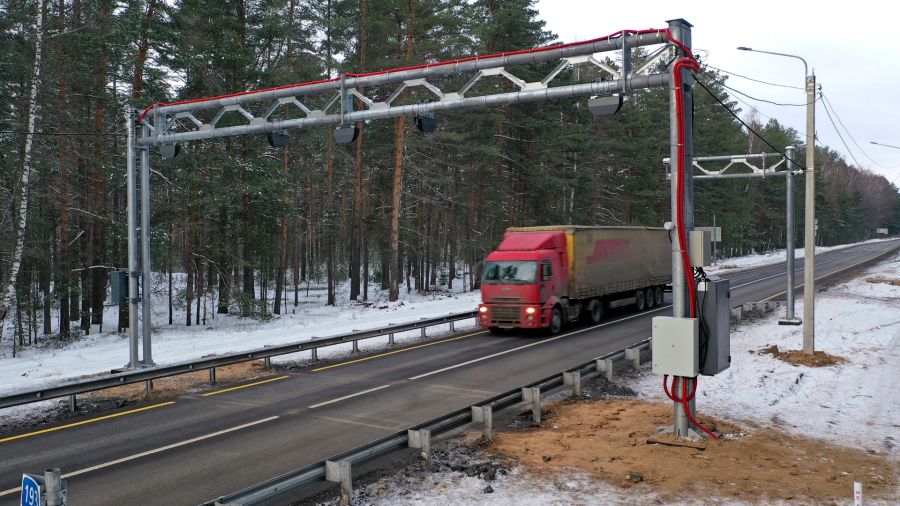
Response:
[0,239,896,505]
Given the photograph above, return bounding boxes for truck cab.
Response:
[478,231,568,333]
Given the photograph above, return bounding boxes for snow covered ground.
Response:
[0,283,480,396]
[637,250,900,454]
[706,237,895,275]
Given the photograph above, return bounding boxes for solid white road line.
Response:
[409,305,671,380]
[308,385,392,409]
[0,416,279,498]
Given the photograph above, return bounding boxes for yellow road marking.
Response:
[761,253,893,302]
[0,401,176,444]
[0,416,280,498]
[201,375,290,397]
[311,331,486,372]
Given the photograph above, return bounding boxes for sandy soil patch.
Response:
[757,344,847,368]
[489,399,897,504]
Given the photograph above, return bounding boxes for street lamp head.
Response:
[737,46,752,51]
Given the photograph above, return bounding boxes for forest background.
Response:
[1,0,897,352]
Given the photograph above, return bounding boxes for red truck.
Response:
[478,226,672,334]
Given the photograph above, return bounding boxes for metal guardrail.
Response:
[207,338,651,506]
[0,311,478,410]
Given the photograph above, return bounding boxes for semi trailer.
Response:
[478,226,672,334]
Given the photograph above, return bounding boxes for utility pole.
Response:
[803,73,816,354]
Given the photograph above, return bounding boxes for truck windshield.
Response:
[482,261,538,284]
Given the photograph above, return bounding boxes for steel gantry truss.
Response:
[125,18,700,439]
[663,150,803,323]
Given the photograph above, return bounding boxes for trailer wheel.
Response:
[549,307,563,335]
[644,288,655,308]
[587,300,603,324]
[654,286,664,306]
[635,289,646,311]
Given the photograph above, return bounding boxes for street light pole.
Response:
[737,47,815,353]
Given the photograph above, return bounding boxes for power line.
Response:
[704,63,804,90]
[819,98,865,170]
[819,94,900,170]
[692,74,802,168]
[704,73,820,107]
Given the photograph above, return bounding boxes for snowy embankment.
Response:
[705,237,893,275]
[0,285,480,397]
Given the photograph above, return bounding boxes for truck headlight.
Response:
[479,306,488,313]
[525,307,537,315]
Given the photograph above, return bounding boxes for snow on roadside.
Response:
[706,237,895,275]
[637,251,900,454]
[0,288,480,397]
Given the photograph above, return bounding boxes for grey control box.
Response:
[651,316,698,377]
[698,277,731,376]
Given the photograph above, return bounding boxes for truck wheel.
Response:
[588,300,603,324]
[654,286,664,306]
[549,307,563,335]
[644,288,655,308]
[635,289,646,311]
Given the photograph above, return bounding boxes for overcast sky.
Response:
[535,0,900,185]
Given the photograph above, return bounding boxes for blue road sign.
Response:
[20,474,42,506]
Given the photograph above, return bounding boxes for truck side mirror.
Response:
[542,263,552,280]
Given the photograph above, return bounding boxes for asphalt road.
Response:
[0,239,896,505]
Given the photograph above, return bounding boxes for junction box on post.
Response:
[651,317,698,377]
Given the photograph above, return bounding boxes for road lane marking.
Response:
[0,415,280,497]
[311,331,485,372]
[0,401,176,445]
[409,305,671,380]
[761,252,896,302]
[308,385,392,408]
[201,375,290,397]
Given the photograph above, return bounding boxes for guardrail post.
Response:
[263,357,271,369]
[44,467,66,506]
[522,386,541,425]
[209,367,217,385]
[68,394,76,414]
[325,460,352,506]
[625,347,641,369]
[471,405,493,441]
[408,429,432,468]
[421,326,426,338]
[389,333,395,345]
[352,340,359,353]
[596,358,614,381]
[563,371,582,398]
[146,380,153,394]
[449,321,455,332]
[311,348,318,362]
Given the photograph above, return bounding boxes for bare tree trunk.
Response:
[1,0,45,347]
[388,3,416,302]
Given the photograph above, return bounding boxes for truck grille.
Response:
[490,306,520,324]
[490,296,523,302]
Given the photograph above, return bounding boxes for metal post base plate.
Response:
[656,425,705,440]
[778,318,802,326]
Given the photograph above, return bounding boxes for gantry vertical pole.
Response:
[780,145,800,324]
[140,123,154,366]
[802,74,816,354]
[667,17,694,438]
[125,107,140,369]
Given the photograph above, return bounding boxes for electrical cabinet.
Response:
[651,316,698,377]
[110,269,129,305]
[698,278,731,376]
[689,230,712,267]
